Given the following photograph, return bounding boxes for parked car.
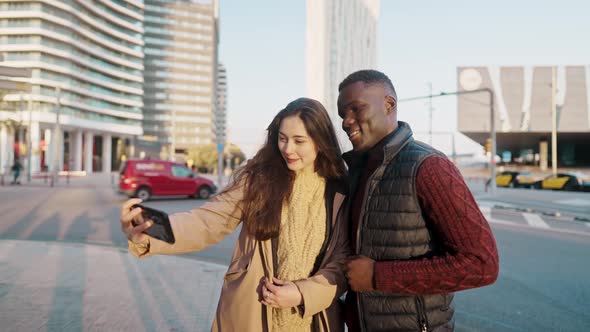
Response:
[495,171,538,188]
[119,159,217,200]
[534,172,590,192]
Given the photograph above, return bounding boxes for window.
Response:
[171,165,192,178]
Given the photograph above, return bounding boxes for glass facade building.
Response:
[142,0,217,159]
[306,0,380,151]
[213,62,226,145]
[0,0,144,174]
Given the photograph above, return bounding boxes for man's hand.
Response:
[344,255,375,292]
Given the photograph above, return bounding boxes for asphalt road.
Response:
[1,180,589,331]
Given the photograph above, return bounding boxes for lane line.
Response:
[522,212,550,229]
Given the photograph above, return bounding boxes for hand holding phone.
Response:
[131,204,176,244]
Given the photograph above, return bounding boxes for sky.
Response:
[218,0,590,158]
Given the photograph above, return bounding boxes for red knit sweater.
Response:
[346,150,499,332]
[371,155,499,293]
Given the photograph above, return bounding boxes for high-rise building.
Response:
[306,0,380,150]
[0,0,144,174]
[142,0,217,160]
[213,62,227,145]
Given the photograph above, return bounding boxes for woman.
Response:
[120,98,349,331]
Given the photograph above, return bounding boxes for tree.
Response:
[186,143,247,173]
[187,144,217,172]
[225,143,246,169]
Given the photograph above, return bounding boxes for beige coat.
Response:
[129,185,349,332]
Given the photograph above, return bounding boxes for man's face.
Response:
[337,82,395,152]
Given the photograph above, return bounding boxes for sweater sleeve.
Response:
[373,155,499,294]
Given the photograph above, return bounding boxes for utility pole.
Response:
[451,132,457,164]
[213,0,223,188]
[428,82,433,145]
[551,66,557,176]
[170,108,175,162]
[399,88,496,194]
[52,87,61,185]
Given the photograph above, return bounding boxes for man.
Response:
[338,70,499,332]
[11,159,23,185]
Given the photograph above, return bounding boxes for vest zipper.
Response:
[356,169,379,332]
[415,296,429,332]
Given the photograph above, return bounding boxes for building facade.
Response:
[0,0,144,174]
[213,62,226,146]
[457,66,590,167]
[305,0,380,150]
[141,0,217,160]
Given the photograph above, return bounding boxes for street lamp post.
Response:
[26,94,32,182]
[399,88,496,194]
[551,67,557,176]
[52,87,61,186]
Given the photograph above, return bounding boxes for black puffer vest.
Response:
[344,122,455,332]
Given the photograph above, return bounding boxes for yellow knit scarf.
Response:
[272,171,326,332]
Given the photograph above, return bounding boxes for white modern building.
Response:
[306,0,380,150]
[141,0,217,160]
[0,0,144,175]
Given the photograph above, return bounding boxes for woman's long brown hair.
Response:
[221,98,347,240]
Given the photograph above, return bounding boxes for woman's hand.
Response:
[261,277,303,308]
[120,198,153,244]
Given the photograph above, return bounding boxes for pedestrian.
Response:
[11,159,23,185]
[337,70,499,332]
[120,98,350,331]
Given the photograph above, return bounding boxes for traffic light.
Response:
[484,138,492,153]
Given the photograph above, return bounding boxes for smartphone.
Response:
[132,204,176,244]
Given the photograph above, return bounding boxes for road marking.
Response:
[479,206,492,219]
[488,218,518,226]
[554,198,590,207]
[522,212,550,229]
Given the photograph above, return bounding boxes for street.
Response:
[0,175,589,331]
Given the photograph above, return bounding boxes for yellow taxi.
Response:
[535,172,590,192]
[496,171,537,188]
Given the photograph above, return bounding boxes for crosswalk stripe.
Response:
[522,212,550,229]
[488,218,518,226]
[479,206,492,219]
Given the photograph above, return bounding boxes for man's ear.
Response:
[385,95,396,113]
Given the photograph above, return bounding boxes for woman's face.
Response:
[278,115,318,173]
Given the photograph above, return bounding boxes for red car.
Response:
[119,159,216,201]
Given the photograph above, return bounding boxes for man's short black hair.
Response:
[338,69,396,98]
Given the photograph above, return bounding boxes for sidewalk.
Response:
[0,172,231,190]
[0,239,227,331]
[0,172,118,189]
